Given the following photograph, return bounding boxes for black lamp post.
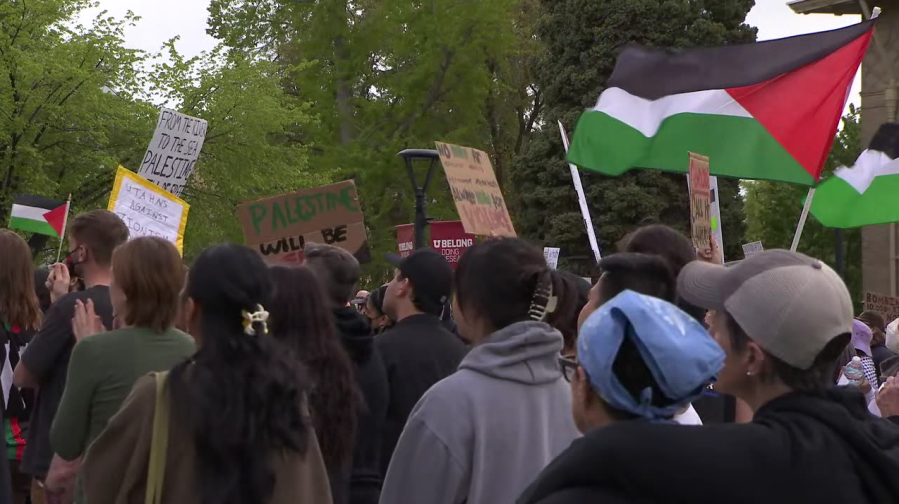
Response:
[398,149,440,250]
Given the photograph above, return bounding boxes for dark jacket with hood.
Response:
[333,306,389,504]
[518,388,899,504]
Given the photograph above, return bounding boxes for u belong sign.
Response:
[237,180,371,264]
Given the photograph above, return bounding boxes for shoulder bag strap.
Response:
[145,371,170,504]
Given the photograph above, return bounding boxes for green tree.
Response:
[509,0,757,273]
[0,1,323,260]
[208,0,544,283]
[744,105,862,304]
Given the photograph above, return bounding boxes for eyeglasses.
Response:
[558,357,579,383]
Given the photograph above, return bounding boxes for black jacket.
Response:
[376,313,469,475]
[872,344,896,381]
[333,307,389,504]
[518,388,899,504]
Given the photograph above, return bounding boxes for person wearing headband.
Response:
[380,238,579,504]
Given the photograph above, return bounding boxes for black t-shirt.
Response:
[19,286,113,478]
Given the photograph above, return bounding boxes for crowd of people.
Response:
[3,209,899,503]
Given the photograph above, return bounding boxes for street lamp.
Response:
[398,149,441,250]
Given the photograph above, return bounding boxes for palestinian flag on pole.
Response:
[567,19,875,186]
[9,195,69,238]
[810,124,899,228]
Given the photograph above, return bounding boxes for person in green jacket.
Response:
[46,236,196,503]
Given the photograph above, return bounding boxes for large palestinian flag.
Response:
[567,20,875,186]
[9,195,69,238]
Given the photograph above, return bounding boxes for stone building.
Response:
[790,0,899,297]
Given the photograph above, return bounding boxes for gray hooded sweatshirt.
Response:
[379,321,580,504]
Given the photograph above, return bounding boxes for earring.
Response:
[746,371,754,377]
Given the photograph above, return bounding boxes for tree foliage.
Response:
[509,0,757,274]
[744,105,863,304]
[0,0,322,260]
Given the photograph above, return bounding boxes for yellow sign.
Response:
[107,166,190,254]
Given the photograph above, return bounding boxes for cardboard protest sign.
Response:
[864,292,899,325]
[544,247,561,269]
[107,166,190,254]
[237,180,370,264]
[431,221,475,270]
[138,108,208,197]
[742,241,764,258]
[436,142,516,237]
[688,153,711,251]
[396,224,415,259]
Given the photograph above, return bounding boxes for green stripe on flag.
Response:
[811,173,899,228]
[9,216,60,237]
[568,111,814,186]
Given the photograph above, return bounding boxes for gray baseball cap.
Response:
[677,249,853,370]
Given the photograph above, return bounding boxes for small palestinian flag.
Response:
[9,195,69,238]
[811,123,899,228]
[568,19,875,186]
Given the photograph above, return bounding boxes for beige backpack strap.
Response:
[145,371,170,504]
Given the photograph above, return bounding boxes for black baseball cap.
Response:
[385,249,453,315]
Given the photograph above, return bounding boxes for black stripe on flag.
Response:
[14,194,65,211]
[608,19,875,100]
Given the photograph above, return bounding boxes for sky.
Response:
[80,0,864,106]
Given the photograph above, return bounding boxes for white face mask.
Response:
[886,319,899,353]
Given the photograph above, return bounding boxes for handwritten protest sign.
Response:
[436,142,516,237]
[864,292,899,326]
[688,153,711,251]
[544,247,561,269]
[138,108,208,197]
[107,166,190,254]
[742,241,764,258]
[237,180,370,264]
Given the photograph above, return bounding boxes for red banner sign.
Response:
[395,221,475,269]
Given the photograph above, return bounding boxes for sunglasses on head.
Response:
[558,356,579,383]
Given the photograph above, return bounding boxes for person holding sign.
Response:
[14,211,127,502]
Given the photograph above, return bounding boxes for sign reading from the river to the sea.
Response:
[436,142,516,237]
[138,108,208,197]
[237,180,370,264]
[107,166,190,254]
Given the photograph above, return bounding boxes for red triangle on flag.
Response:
[725,28,872,182]
[43,203,68,239]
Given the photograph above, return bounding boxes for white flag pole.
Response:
[790,188,816,252]
[55,194,72,263]
[558,121,602,263]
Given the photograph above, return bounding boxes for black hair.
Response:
[598,253,676,304]
[268,265,361,471]
[605,333,676,421]
[368,284,389,318]
[455,238,554,331]
[870,123,899,159]
[547,270,590,351]
[621,224,706,322]
[725,312,849,392]
[168,245,311,504]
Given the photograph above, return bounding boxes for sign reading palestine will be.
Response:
[436,141,516,237]
[237,180,371,264]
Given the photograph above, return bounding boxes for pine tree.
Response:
[509,0,757,272]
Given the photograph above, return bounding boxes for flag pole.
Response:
[558,121,602,263]
[790,188,816,252]
[55,194,71,263]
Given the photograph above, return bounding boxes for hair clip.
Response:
[241,305,270,336]
[528,273,557,322]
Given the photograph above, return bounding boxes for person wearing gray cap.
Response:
[517,250,899,504]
